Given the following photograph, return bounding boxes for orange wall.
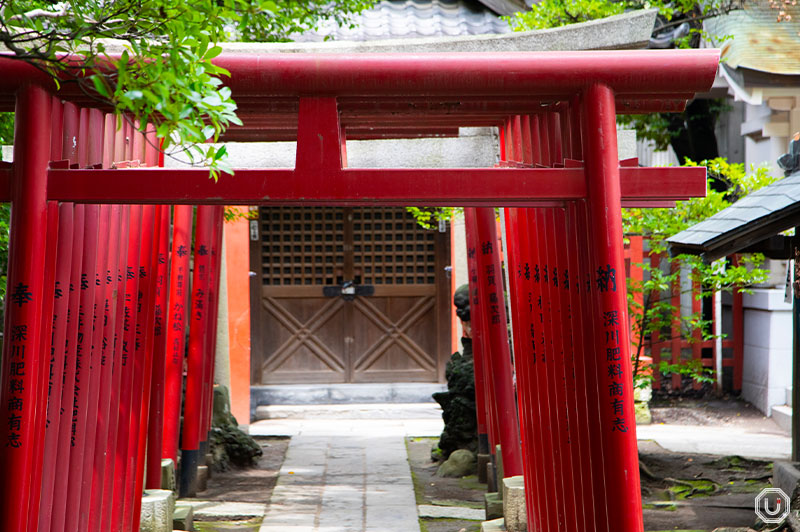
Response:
[226,208,251,425]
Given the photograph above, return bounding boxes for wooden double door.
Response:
[250,206,451,384]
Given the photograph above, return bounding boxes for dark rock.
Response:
[433,336,478,458]
[208,384,262,472]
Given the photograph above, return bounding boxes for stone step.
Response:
[773,405,792,434]
[251,383,445,411]
[255,402,443,420]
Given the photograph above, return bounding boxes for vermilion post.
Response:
[124,204,157,532]
[473,207,523,479]
[582,83,644,532]
[199,208,223,454]
[463,211,489,460]
[50,205,85,532]
[132,203,164,531]
[533,208,568,529]
[0,85,51,532]
[35,94,64,531]
[163,205,194,464]
[99,205,132,532]
[63,204,100,532]
[146,205,171,489]
[503,207,543,532]
[180,205,215,497]
[465,209,499,454]
[38,203,74,532]
[202,206,226,438]
[77,205,112,532]
[566,202,603,531]
[88,205,123,532]
[30,201,59,531]
[110,204,143,532]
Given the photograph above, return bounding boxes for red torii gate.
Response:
[0,50,719,532]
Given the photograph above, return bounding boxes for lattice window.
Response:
[353,207,436,285]
[260,207,344,286]
[261,207,436,286]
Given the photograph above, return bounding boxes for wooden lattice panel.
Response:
[353,207,436,286]
[260,206,345,286]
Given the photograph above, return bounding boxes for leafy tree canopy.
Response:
[0,0,376,175]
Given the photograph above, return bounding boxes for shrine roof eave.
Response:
[668,172,800,262]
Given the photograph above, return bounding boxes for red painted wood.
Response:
[474,207,523,478]
[45,165,708,205]
[131,204,162,532]
[575,201,611,532]
[29,201,59,531]
[63,204,100,532]
[582,83,643,532]
[110,204,143,532]
[146,205,171,489]
[37,203,74,532]
[50,205,85,532]
[124,204,156,532]
[504,207,545,531]
[464,208,499,454]
[99,205,131,532]
[77,205,111,532]
[201,206,225,440]
[0,85,51,532]
[181,205,215,491]
[88,205,123,532]
[162,206,194,463]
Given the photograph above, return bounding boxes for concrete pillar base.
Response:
[161,458,176,493]
[477,453,490,484]
[198,465,209,492]
[487,462,497,493]
[502,475,527,532]
[139,489,175,532]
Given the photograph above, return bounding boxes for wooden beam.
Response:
[43,165,707,205]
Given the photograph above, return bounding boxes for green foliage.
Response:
[504,0,623,30]
[617,99,732,153]
[0,0,376,176]
[406,207,461,230]
[505,0,745,39]
[0,203,9,308]
[625,159,776,389]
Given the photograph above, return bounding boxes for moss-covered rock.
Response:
[208,384,262,472]
[433,337,478,458]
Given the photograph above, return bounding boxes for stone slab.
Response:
[139,489,175,532]
[775,461,800,503]
[184,501,267,521]
[173,502,194,531]
[481,517,506,532]
[485,492,503,520]
[418,504,484,520]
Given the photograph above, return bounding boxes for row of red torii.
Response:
[0,49,720,532]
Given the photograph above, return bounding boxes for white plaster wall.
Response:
[741,288,793,416]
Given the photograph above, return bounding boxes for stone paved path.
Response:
[251,416,442,532]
